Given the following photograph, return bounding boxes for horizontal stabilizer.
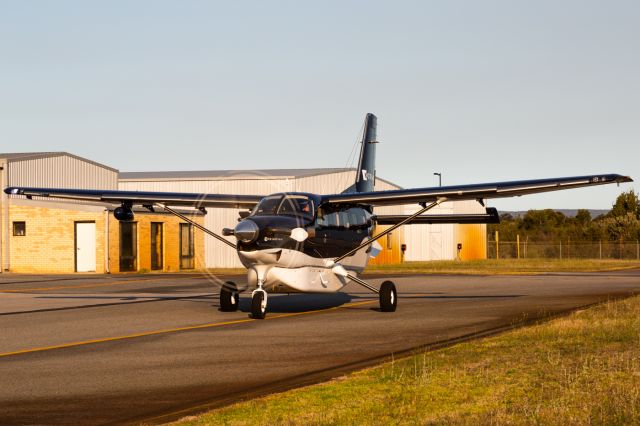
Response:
[373,207,500,225]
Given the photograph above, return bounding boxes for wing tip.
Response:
[616,175,633,183]
[4,187,22,195]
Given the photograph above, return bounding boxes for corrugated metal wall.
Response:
[8,155,117,189]
[403,200,487,261]
[403,203,455,261]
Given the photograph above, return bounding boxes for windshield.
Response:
[277,196,314,217]
[252,195,282,216]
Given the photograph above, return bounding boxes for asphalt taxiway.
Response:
[1,270,639,425]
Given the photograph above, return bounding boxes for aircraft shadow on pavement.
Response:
[230,292,355,314]
[220,292,525,314]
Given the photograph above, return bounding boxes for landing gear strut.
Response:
[220,281,239,312]
[249,267,270,319]
[333,266,398,313]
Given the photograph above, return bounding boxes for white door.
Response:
[428,224,443,260]
[76,222,96,272]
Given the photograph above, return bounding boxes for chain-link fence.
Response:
[487,240,640,260]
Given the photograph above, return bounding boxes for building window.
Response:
[119,222,138,272]
[180,223,195,269]
[386,232,393,249]
[13,221,26,236]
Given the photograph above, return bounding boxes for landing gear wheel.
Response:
[220,281,239,312]
[251,290,267,319]
[379,280,397,312]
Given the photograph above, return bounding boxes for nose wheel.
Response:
[220,281,239,312]
[251,288,268,319]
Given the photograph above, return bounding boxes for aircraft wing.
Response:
[374,208,500,225]
[4,187,263,209]
[321,174,633,207]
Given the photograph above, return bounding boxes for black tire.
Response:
[251,291,267,319]
[379,280,397,312]
[220,281,239,312]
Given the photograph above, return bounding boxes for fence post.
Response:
[495,231,499,260]
[637,240,639,260]
[599,240,602,260]
[560,240,562,259]
[517,234,520,259]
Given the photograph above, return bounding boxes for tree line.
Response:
[488,190,640,243]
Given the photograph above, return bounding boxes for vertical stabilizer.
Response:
[355,113,377,193]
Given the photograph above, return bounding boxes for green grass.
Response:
[365,259,640,275]
[173,295,640,425]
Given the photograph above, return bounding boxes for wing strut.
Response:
[333,197,446,264]
[155,203,237,250]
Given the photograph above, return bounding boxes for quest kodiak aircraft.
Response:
[5,114,633,319]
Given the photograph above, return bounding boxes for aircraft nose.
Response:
[234,219,260,243]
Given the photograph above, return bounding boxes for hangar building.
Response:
[0,152,204,273]
[1,152,486,273]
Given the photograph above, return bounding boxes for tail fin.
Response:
[354,113,377,193]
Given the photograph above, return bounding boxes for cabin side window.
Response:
[345,208,368,228]
[316,208,341,228]
[315,207,369,230]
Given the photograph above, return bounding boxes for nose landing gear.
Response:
[251,286,268,319]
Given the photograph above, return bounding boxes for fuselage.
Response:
[230,192,378,293]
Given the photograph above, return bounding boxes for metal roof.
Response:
[119,168,358,180]
[0,152,118,173]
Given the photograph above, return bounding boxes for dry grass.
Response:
[365,258,640,275]
[173,295,640,425]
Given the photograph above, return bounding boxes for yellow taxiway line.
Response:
[0,275,208,293]
[0,300,376,358]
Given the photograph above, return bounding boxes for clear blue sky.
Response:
[1,0,638,210]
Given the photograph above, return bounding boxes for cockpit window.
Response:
[278,196,314,217]
[252,195,282,215]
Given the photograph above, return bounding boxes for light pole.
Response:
[434,172,441,187]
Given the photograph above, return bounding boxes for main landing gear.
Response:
[220,275,396,319]
[343,273,397,312]
[332,265,398,313]
[220,281,239,312]
[379,280,397,312]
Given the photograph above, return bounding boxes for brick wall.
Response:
[9,204,106,273]
[108,211,205,273]
[7,202,205,274]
